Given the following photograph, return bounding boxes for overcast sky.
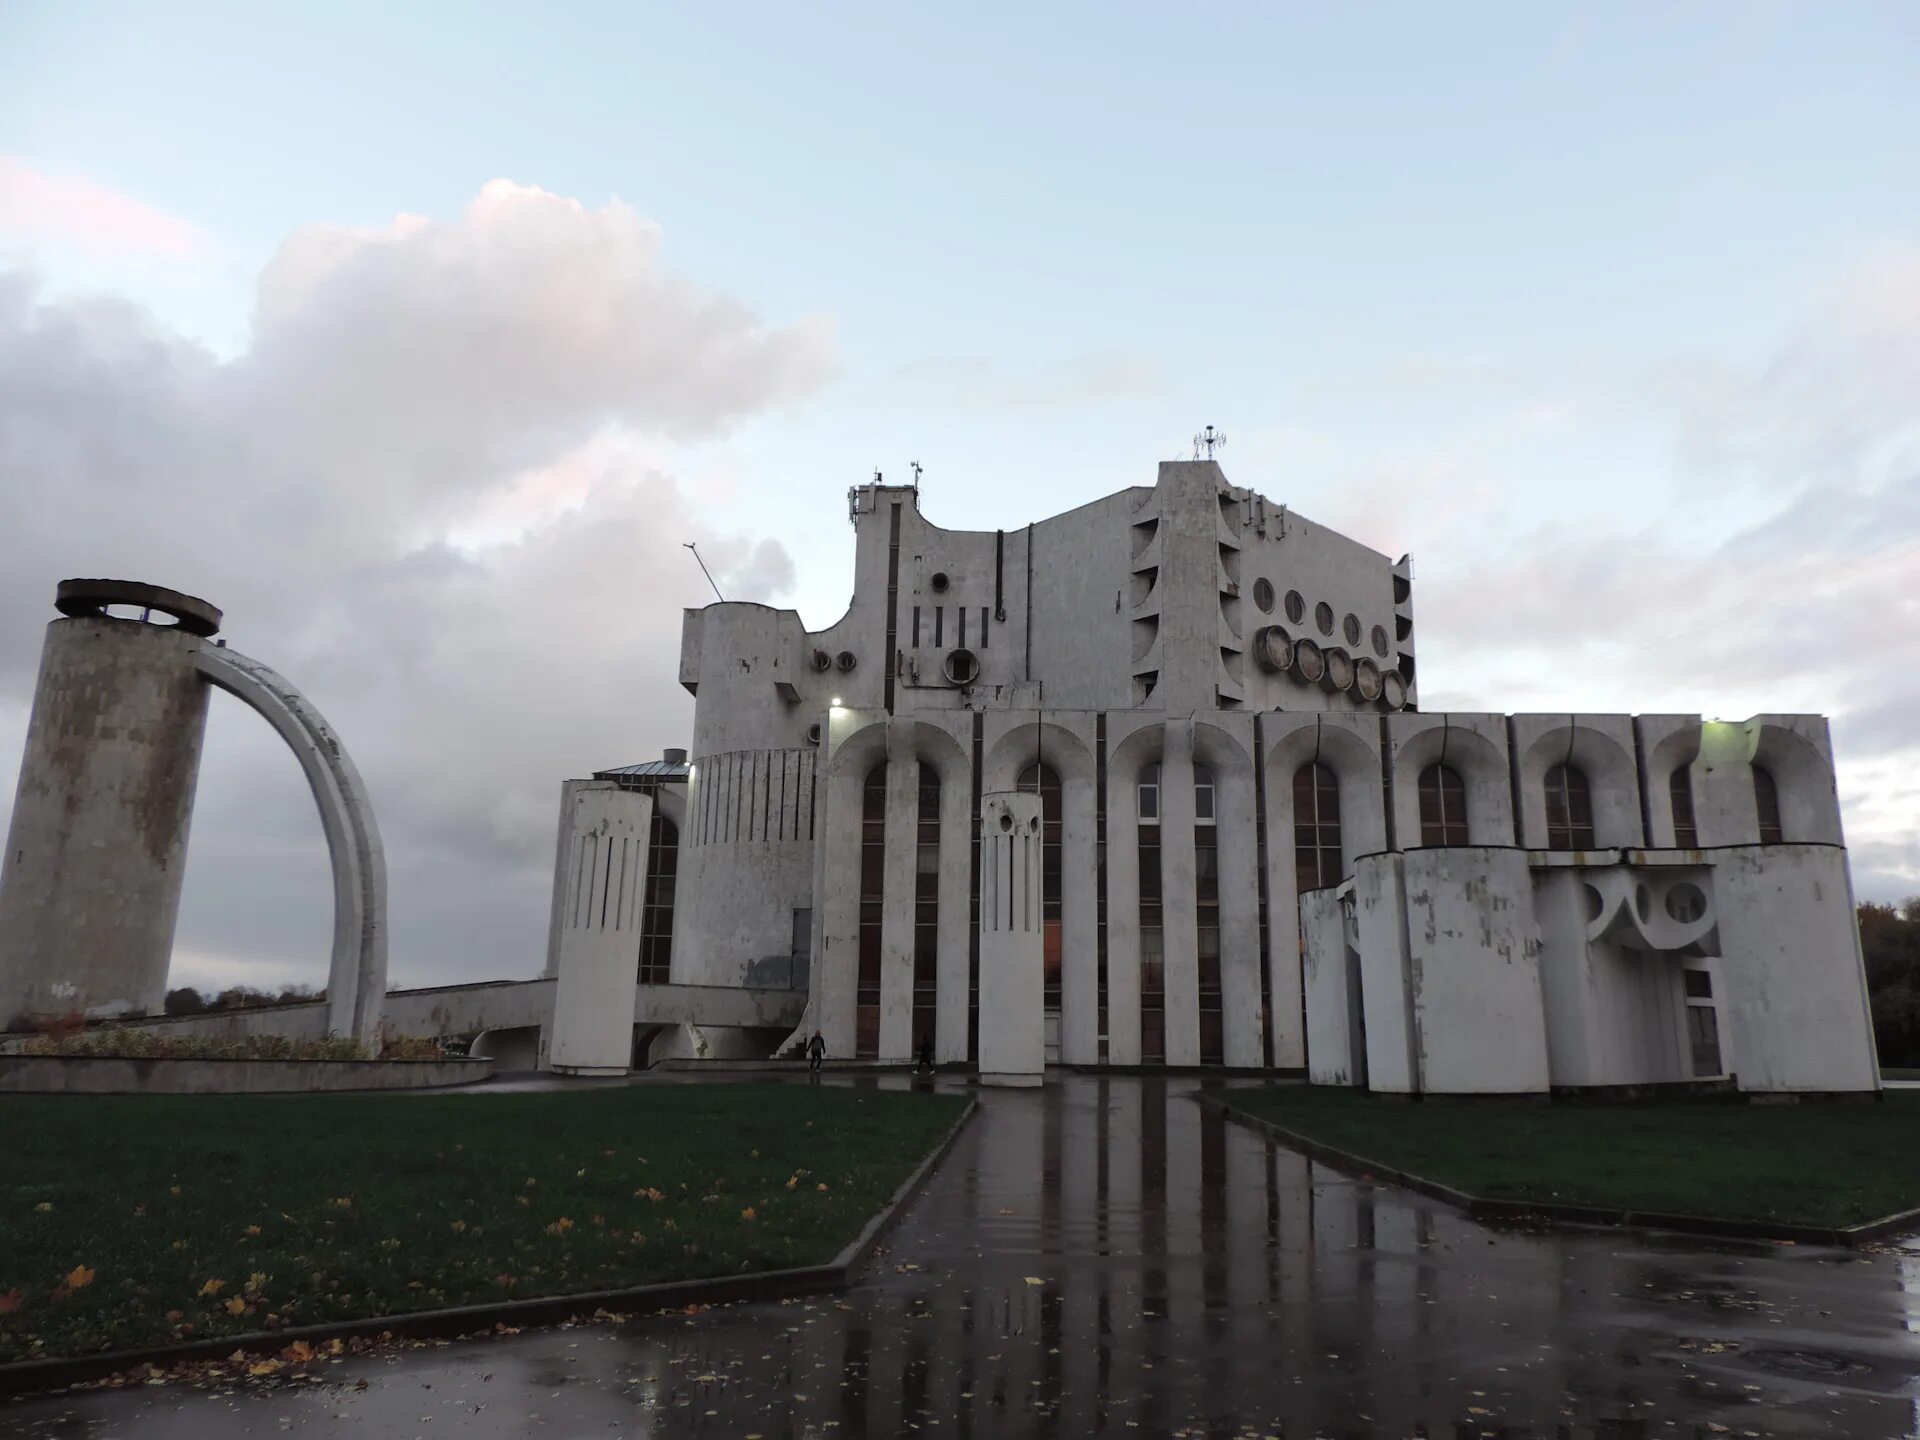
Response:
[1,2,1916,994]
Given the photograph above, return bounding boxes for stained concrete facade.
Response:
[0,582,391,1044]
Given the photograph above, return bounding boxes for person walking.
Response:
[916,1034,935,1074]
[806,1030,826,1073]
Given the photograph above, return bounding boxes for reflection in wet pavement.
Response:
[9,1073,1920,1437]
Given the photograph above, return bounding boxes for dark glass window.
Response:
[912,766,939,1056]
[1137,762,1163,1063]
[1417,763,1468,846]
[1544,764,1595,849]
[1292,762,1342,893]
[1684,969,1712,999]
[1019,762,1063,1016]
[1687,1004,1722,1077]
[857,762,886,1058]
[637,814,678,984]
[1195,764,1222,1065]
[1753,765,1783,844]
[1670,767,1698,848]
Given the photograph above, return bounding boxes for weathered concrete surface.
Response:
[0,1055,491,1093]
[10,1074,1920,1438]
[194,644,388,1045]
[0,617,210,1024]
[547,784,650,1074]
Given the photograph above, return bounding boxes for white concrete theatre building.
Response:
[547,459,1880,1093]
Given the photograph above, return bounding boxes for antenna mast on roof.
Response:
[1194,425,1227,461]
[682,543,725,603]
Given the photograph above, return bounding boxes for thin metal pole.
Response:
[683,543,725,603]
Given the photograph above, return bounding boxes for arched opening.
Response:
[1137,762,1164,1063]
[1017,762,1063,1041]
[1292,761,1342,893]
[913,765,940,1054]
[637,814,678,983]
[857,762,886,1058]
[1544,763,1595,849]
[1417,763,1468,846]
[1753,764,1783,844]
[1669,768,1698,848]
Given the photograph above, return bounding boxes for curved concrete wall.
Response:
[0,618,210,1023]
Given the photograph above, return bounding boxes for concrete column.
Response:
[1104,752,1143,1066]
[1261,734,1306,1070]
[1211,742,1262,1068]
[934,755,973,1063]
[1160,719,1201,1065]
[1060,777,1099,1065]
[549,784,650,1074]
[878,728,918,1059]
[0,615,209,1024]
[978,790,1045,1084]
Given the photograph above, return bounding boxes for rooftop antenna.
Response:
[1194,425,1227,461]
[682,543,725,603]
[910,460,923,491]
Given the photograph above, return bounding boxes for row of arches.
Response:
[818,714,1822,1070]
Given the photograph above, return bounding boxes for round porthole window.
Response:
[999,812,1014,833]
[930,571,951,593]
[1252,578,1274,613]
[1314,601,1334,636]
[836,651,857,672]
[1284,589,1305,624]
[1370,624,1389,658]
[1343,613,1361,646]
[810,649,833,672]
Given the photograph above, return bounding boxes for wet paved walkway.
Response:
[9,1074,1920,1437]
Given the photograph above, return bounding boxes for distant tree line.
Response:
[1862,899,1920,1069]
[162,984,323,1016]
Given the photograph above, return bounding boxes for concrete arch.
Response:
[1645,720,1703,847]
[981,721,1099,1062]
[1389,721,1512,849]
[1263,715,1387,1070]
[1102,722,1164,1066]
[194,645,387,1044]
[1750,718,1843,845]
[1517,721,1642,849]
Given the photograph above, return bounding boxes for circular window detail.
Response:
[1292,637,1326,684]
[1343,613,1361,646]
[1321,646,1355,693]
[1665,882,1707,925]
[836,651,858,672]
[1353,655,1382,701]
[942,647,980,686]
[804,722,823,746]
[1284,589,1305,624]
[930,571,951,594]
[1581,883,1605,924]
[1370,624,1390,658]
[1314,601,1334,636]
[810,649,833,672]
[1253,625,1293,673]
[1381,669,1408,710]
[1252,578,1275,613]
[999,812,1014,833]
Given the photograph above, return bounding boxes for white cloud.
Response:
[0,180,837,990]
[0,156,208,259]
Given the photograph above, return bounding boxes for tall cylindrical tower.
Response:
[0,580,221,1025]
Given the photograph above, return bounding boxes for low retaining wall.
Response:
[0,1055,494,1095]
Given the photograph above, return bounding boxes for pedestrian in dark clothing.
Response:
[806,1030,826,1072]
[917,1035,935,1074]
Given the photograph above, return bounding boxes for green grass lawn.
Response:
[1224,1086,1920,1230]
[0,1082,966,1364]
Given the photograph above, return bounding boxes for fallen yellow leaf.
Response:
[198,1278,226,1297]
[64,1265,95,1290]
